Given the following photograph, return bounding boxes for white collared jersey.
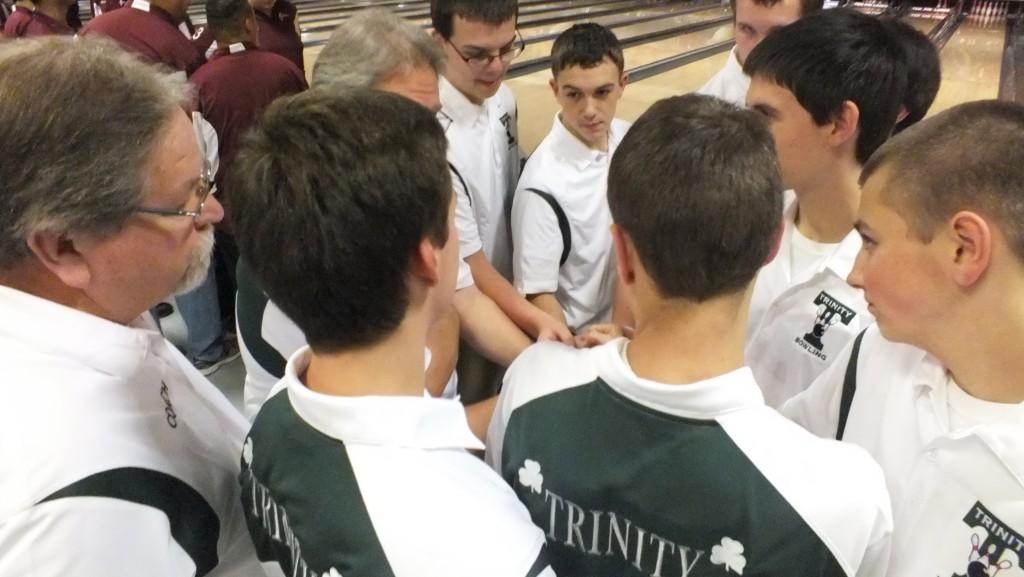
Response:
[241,348,555,577]
[487,339,893,577]
[439,76,521,279]
[696,47,750,107]
[511,115,629,332]
[0,286,263,577]
[235,259,461,420]
[745,194,873,408]
[783,325,1024,577]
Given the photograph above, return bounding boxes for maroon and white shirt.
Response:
[2,6,73,37]
[82,0,204,77]
[255,0,303,72]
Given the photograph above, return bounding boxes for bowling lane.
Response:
[509,12,734,152]
[927,18,1005,114]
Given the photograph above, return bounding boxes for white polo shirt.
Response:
[0,286,263,577]
[235,260,463,420]
[697,47,750,107]
[745,194,873,408]
[241,347,555,577]
[511,115,629,332]
[439,76,521,279]
[783,325,1024,577]
[487,338,892,577]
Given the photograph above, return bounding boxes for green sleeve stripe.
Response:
[525,545,552,577]
[236,258,287,378]
[38,466,220,576]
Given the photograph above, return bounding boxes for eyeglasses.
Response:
[446,31,525,71]
[135,164,212,221]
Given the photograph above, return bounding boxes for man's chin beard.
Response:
[173,229,215,296]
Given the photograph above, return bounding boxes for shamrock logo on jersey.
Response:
[322,568,343,577]
[518,459,543,494]
[711,537,746,575]
[242,437,253,467]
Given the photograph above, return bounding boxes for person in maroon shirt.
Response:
[252,0,302,71]
[82,0,204,76]
[2,0,75,37]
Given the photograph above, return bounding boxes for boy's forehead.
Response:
[451,14,516,46]
[736,0,803,22]
[554,58,623,85]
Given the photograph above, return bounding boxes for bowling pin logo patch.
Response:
[951,502,1023,577]
[794,291,856,361]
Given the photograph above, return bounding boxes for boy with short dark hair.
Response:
[742,8,907,408]
[488,94,892,577]
[511,23,628,332]
[697,0,823,105]
[783,100,1024,577]
[230,89,553,577]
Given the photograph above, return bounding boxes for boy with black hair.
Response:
[742,8,907,408]
[783,100,1024,577]
[881,16,941,133]
[230,89,553,577]
[511,23,628,333]
[431,0,574,352]
[488,94,892,577]
[697,0,823,105]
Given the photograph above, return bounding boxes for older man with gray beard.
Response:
[0,37,263,577]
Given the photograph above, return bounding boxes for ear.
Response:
[431,29,444,45]
[827,100,860,150]
[611,224,635,287]
[25,230,93,290]
[620,71,629,88]
[410,237,442,287]
[548,77,558,98]
[895,106,908,124]
[948,211,992,287]
[244,12,259,42]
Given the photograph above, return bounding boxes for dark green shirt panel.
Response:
[240,392,396,577]
[235,258,287,378]
[501,379,845,577]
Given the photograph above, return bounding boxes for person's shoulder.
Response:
[503,341,604,410]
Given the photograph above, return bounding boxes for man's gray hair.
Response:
[312,9,444,90]
[0,37,190,270]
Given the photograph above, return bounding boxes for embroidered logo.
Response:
[500,112,516,148]
[711,537,747,575]
[952,502,1023,577]
[243,437,254,467]
[519,459,544,494]
[159,381,178,429]
[794,291,857,361]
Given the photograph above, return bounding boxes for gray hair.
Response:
[0,36,189,270]
[312,9,444,91]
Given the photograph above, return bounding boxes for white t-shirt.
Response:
[439,76,521,279]
[0,286,264,577]
[783,325,1024,577]
[696,47,751,107]
[488,338,892,577]
[241,348,554,577]
[745,194,873,408]
[511,114,629,332]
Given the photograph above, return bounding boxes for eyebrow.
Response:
[853,220,873,234]
[751,103,777,118]
[562,83,616,92]
[462,34,517,52]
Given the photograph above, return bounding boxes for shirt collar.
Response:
[439,75,487,127]
[548,113,623,171]
[0,285,161,378]
[594,338,766,419]
[210,41,258,59]
[130,0,178,26]
[282,347,485,451]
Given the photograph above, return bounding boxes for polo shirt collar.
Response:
[283,347,485,451]
[439,75,487,127]
[129,0,179,26]
[0,285,161,379]
[548,113,621,171]
[594,338,766,420]
[210,41,258,59]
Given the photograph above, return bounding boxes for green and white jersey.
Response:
[240,347,554,577]
[487,339,892,577]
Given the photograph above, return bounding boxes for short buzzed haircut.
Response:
[313,9,444,91]
[550,23,623,76]
[744,8,907,164]
[729,0,824,19]
[430,0,518,40]
[608,94,783,301]
[229,89,453,352]
[0,36,188,271]
[861,100,1024,261]
[206,0,252,39]
[881,17,941,134]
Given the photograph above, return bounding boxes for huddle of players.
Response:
[0,0,1020,574]
[227,3,1024,577]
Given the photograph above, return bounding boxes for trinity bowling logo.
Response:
[794,291,856,361]
[500,112,516,148]
[952,503,1022,577]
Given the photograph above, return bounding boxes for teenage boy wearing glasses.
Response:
[431,1,574,393]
